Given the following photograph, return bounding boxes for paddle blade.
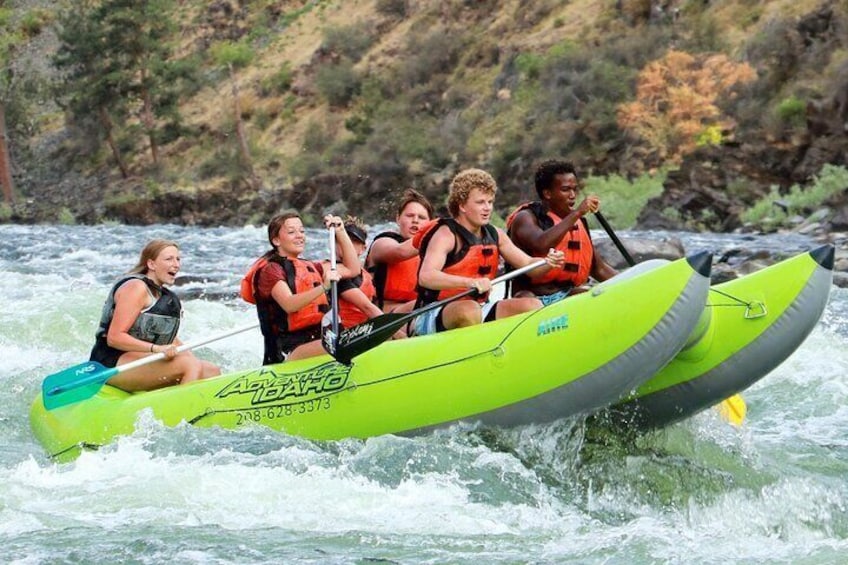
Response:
[321,310,339,357]
[716,394,747,426]
[330,313,407,365]
[41,361,115,410]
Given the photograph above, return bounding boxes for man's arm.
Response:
[510,209,583,256]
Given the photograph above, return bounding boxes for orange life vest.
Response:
[413,218,500,304]
[245,254,328,334]
[506,202,594,287]
[366,231,420,308]
[338,269,377,328]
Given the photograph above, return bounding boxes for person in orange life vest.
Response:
[364,188,434,315]
[252,213,360,363]
[410,168,565,337]
[89,239,221,391]
[335,217,383,328]
[506,160,617,306]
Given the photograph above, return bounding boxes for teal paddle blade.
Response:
[41,361,115,410]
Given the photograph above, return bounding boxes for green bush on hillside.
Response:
[741,164,848,228]
[776,95,806,128]
[584,170,667,228]
[376,0,407,18]
[260,63,293,96]
[210,41,254,69]
[322,23,375,62]
[316,60,361,107]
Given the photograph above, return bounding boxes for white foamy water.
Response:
[1,224,846,564]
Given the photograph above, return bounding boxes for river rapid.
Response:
[1,223,846,564]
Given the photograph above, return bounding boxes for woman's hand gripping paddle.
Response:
[41,323,258,410]
[321,227,341,356]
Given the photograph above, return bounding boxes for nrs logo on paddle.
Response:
[215,363,349,405]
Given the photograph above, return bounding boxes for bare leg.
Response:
[441,301,483,330]
[107,351,207,391]
[384,299,417,339]
[494,297,542,320]
[286,339,328,361]
[384,299,416,315]
[200,360,221,379]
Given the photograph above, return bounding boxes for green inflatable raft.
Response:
[605,245,835,429]
[31,253,712,462]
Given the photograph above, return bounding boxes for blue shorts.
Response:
[411,301,498,337]
[539,290,571,307]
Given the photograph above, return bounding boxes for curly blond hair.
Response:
[447,168,498,217]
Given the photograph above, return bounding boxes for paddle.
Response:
[41,323,259,410]
[594,210,747,426]
[323,258,549,365]
[324,226,341,356]
[595,211,635,266]
[715,392,747,426]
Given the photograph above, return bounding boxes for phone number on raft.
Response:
[235,397,331,425]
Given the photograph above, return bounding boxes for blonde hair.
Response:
[447,169,497,217]
[129,239,180,274]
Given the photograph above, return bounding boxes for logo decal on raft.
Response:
[537,314,569,336]
[215,362,350,405]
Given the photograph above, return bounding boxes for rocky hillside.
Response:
[2,0,847,232]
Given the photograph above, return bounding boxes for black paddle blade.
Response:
[325,312,408,365]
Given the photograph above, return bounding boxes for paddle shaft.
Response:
[414,257,549,316]
[328,227,340,344]
[46,323,259,396]
[595,211,636,267]
[332,258,549,364]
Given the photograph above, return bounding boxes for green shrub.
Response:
[260,63,293,96]
[775,95,806,128]
[322,22,375,62]
[315,60,361,107]
[57,207,76,225]
[0,203,11,221]
[583,170,667,228]
[399,27,463,88]
[376,0,407,18]
[288,153,325,181]
[19,8,53,37]
[210,41,255,69]
[514,52,544,81]
[741,164,848,227]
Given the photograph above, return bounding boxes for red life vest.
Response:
[413,218,500,304]
[506,202,594,287]
[365,231,420,307]
[338,269,377,327]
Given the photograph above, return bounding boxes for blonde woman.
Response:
[89,239,220,391]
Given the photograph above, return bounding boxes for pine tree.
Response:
[54,0,180,177]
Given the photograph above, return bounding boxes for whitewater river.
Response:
[1,223,846,564]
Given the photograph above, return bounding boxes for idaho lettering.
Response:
[215,363,349,405]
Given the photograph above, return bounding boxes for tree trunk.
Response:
[140,74,159,165]
[99,106,129,179]
[229,64,255,178]
[0,100,15,205]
